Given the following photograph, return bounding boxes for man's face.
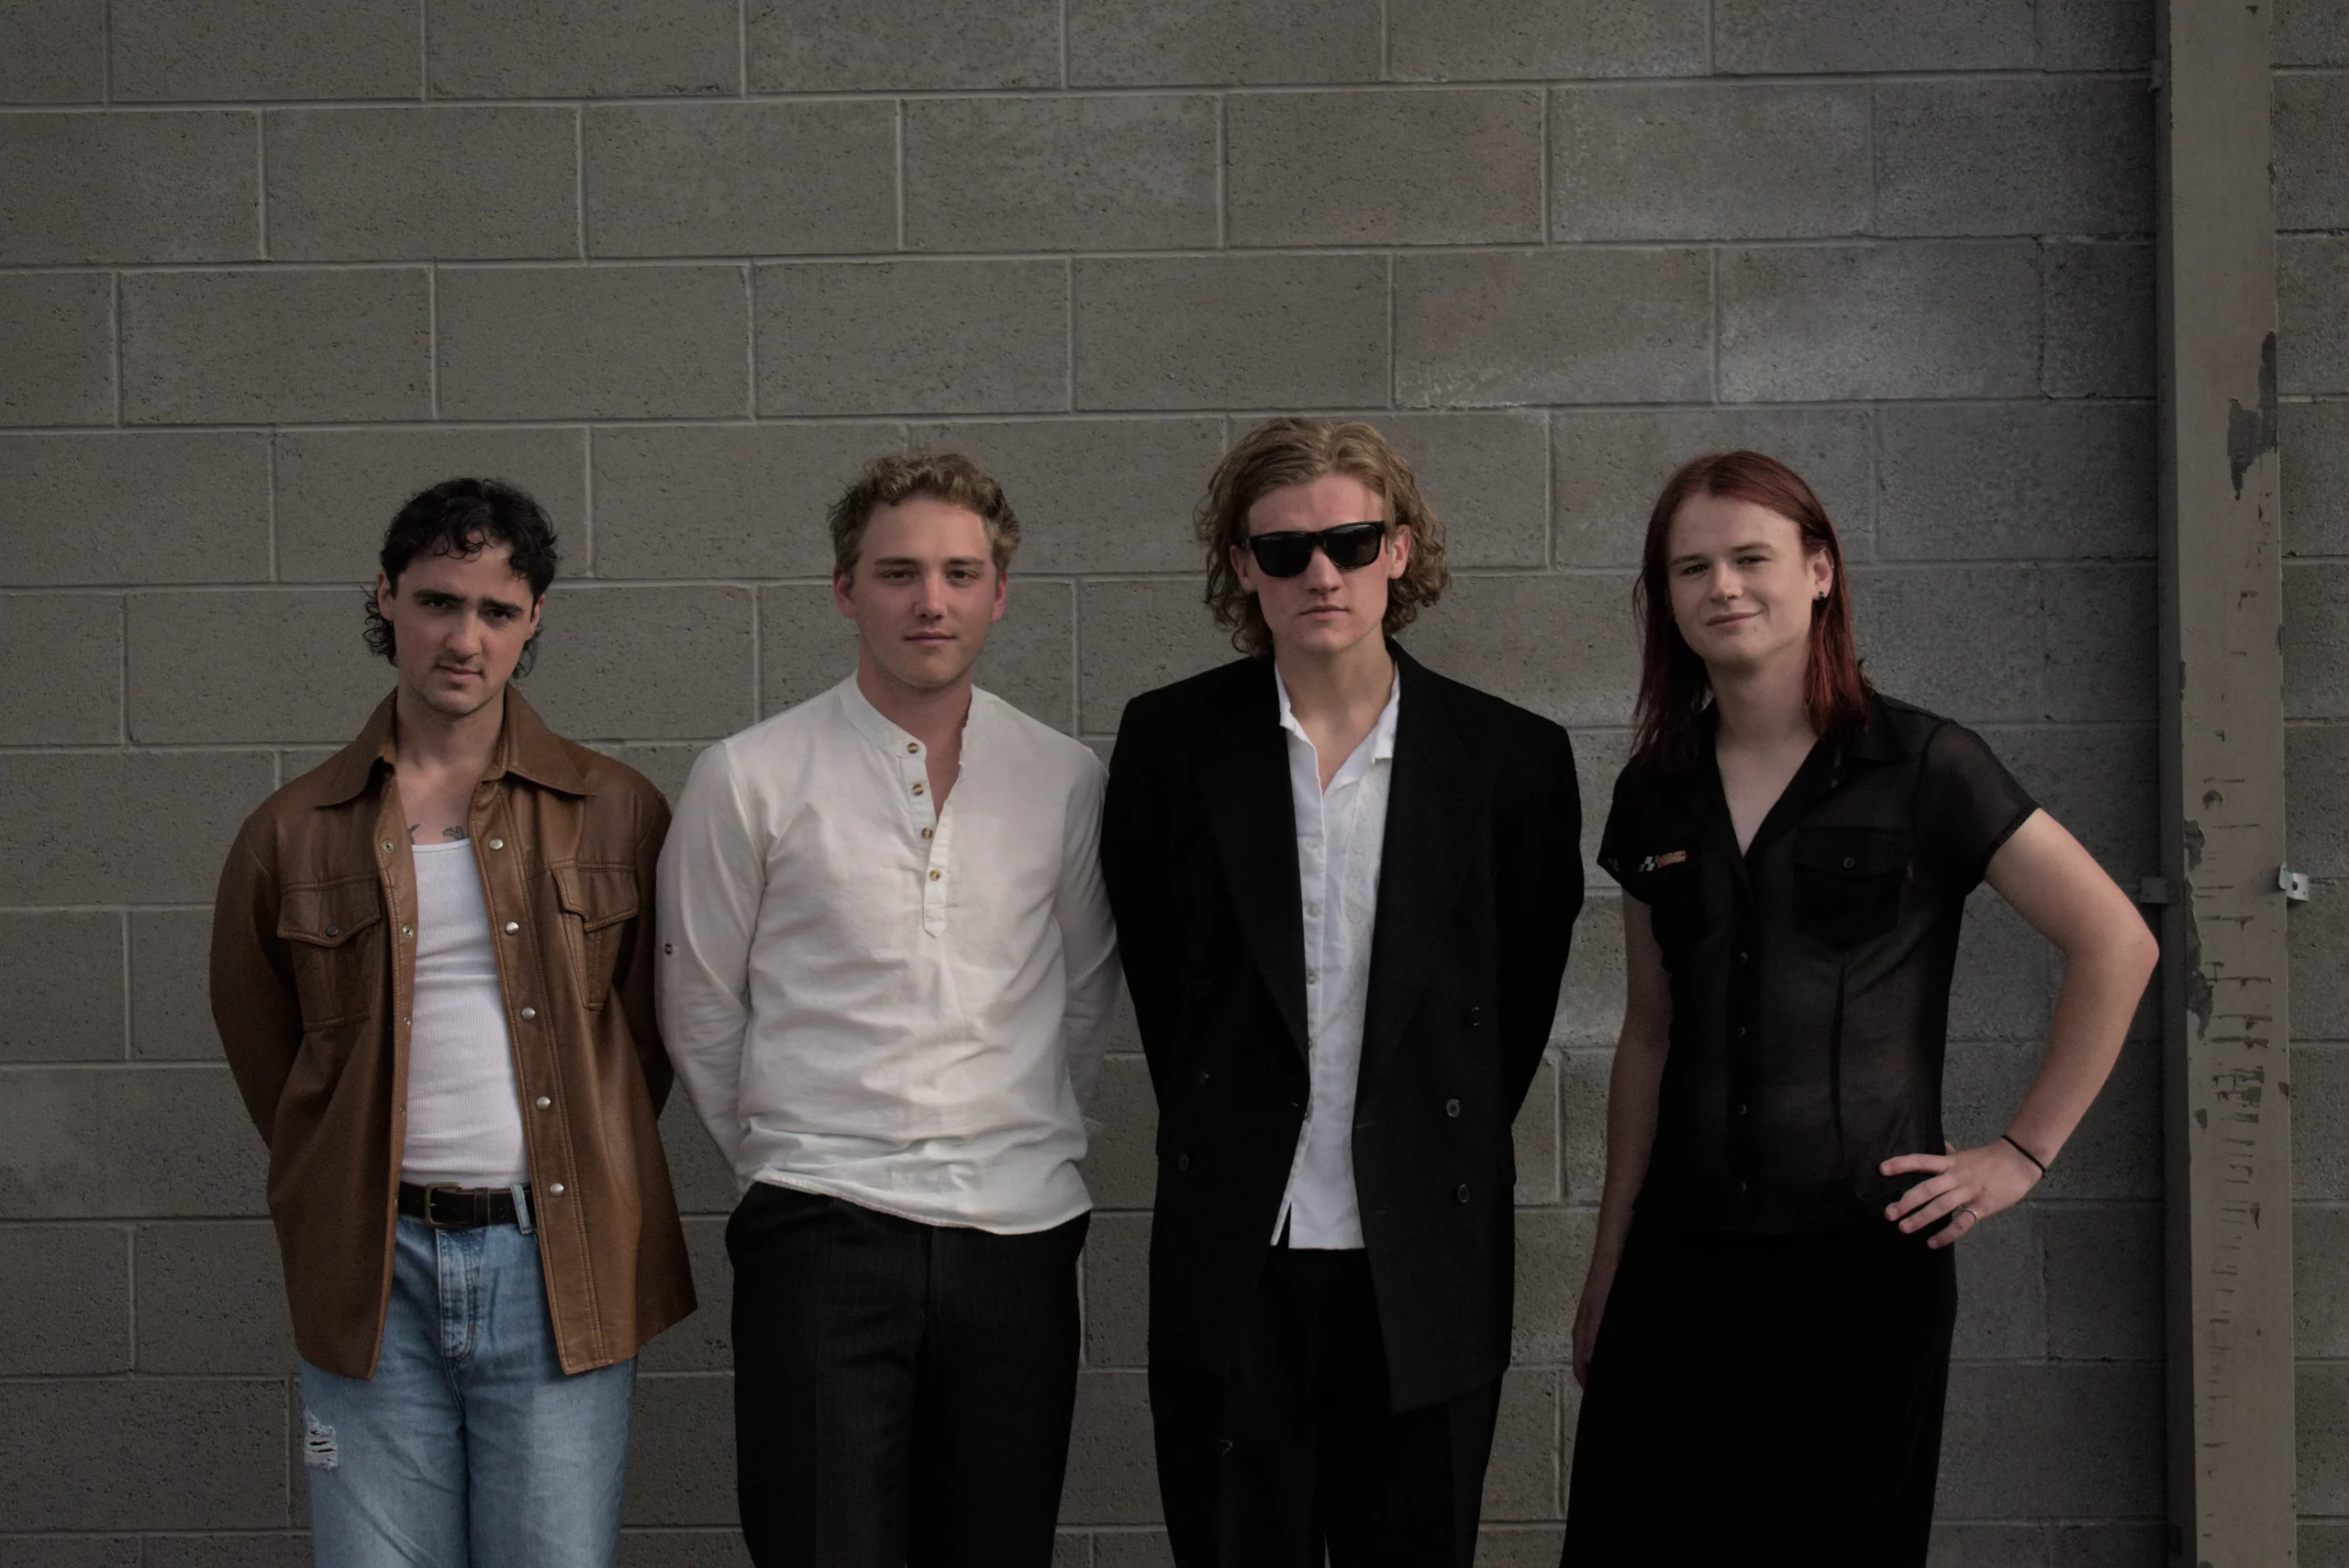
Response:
[373,542,542,721]
[1664,494,1831,676]
[1233,472,1409,661]
[833,496,1006,695]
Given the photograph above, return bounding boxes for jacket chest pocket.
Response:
[277,880,386,1028]
[1791,827,1910,949]
[552,862,638,1009]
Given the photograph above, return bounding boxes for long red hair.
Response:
[1629,450,1871,777]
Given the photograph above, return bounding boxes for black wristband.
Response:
[2001,1132,2049,1175]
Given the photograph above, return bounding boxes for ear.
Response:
[523,594,544,639]
[1385,525,1411,581]
[831,564,857,619]
[990,564,1008,625]
[1230,541,1258,596]
[374,570,395,606]
[1808,545,1834,603]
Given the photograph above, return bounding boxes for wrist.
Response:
[2000,1130,2051,1180]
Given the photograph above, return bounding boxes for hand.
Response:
[1571,1269,1614,1389]
[1879,1139,2043,1250]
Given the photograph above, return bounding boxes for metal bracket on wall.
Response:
[2279,866,2311,903]
[2139,876,2180,906]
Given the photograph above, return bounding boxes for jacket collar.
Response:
[313,687,590,806]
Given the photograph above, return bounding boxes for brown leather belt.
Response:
[398,1182,524,1229]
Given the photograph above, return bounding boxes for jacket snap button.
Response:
[547,1183,563,1196]
[504,921,519,935]
[534,1095,551,1109]
[1445,1098,1461,1117]
[324,925,340,937]
[487,838,505,851]
[520,1006,537,1020]
[401,925,413,938]
[1197,1070,1210,1086]
[1842,857,1855,869]
[1454,1184,1472,1203]
[1177,1153,1191,1172]
[1464,1006,1483,1026]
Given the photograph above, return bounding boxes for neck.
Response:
[1272,630,1396,721]
[1708,646,1815,753]
[392,682,507,778]
[855,649,974,750]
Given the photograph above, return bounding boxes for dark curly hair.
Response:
[1197,417,1451,657]
[362,478,560,677]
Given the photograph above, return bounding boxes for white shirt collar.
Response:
[837,673,987,757]
[1273,661,1402,767]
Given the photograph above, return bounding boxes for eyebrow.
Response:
[1669,540,1777,566]
[870,554,990,567]
[416,587,531,616]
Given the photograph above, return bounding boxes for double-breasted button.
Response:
[520,1006,537,1020]
[1464,1006,1484,1027]
[1177,1153,1191,1172]
[1444,1097,1461,1118]
[1454,1184,1472,1203]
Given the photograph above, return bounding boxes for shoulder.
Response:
[560,740,671,833]
[979,692,1105,787]
[1119,656,1267,734]
[1868,693,2005,774]
[1404,657,1573,763]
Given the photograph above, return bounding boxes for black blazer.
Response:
[1103,646,1584,1409]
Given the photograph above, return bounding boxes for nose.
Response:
[1298,544,1346,591]
[913,568,949,616]
[1708,562,1740,599]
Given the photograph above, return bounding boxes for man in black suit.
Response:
[1103,417,1584,1565]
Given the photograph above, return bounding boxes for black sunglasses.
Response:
[1244,520,1388,579]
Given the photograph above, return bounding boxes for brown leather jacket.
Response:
[210,689,695,1378]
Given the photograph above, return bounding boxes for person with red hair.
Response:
[1560,452,2158,1564]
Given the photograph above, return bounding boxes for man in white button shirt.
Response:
[1105,419,1584,1565]
[657,452,1119,1568]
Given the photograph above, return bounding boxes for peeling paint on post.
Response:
[2155,3,2297,1562]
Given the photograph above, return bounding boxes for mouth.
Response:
[435,666,484,681]
[1705,610,1759,629]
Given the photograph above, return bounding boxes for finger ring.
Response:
[1957,1207,1979,1225]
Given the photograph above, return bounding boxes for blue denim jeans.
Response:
[299,1211,638,1568]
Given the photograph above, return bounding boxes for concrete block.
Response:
[2309,1521,2349,1568]
[759,261,1067,417]
[276,427,588,585]
[1394,250,1710,407]
[2043,242,2154,399]
[1713,0,2033,72]
[2288,563,2349,719]
[907,418,1221,574]
[2306,1362,2349,1514]
[587,102,896,259]
[1848,566,2043,722]
[1093,1534,1174,1567]
[1482,1368,1560,1519]
[1572,731,1630,873]
[1083,1210,1149,1367]
[131,909,214,1062]
[659,1094,739,1217]
[0,1223,128,1373]
[0,112,255,265]
[907,95,1218,252]
[429,0,737,97]
[140,1540,313,1568]
[1074,578,1240,737]
[1513,1057,1560,1206]
[2303,1050,2349,1201]
[2293,876,2349,1039]
[1552,406,1873,568]
[2288,726,2349,879]
[1227,89,1542,247]
[135,1219,295,1374]
[0,1065,267,1218]
[1386,0,1707,80]
[0,272,112,426]
[1947,892,2054,1043]
[0,432,270,584]
[1076,1054,1157,1211]
[2279,0,2349,64]
[1949,1036,2161,1202]
[0,593,117,743]
[1876,79,2152,238]
[1992,725,2159,884]
[1052,1538,1094,1568]
[2287,401,2349,557]
[1403,573,1644,730]
[1354,412,1548,571]
[0,750,275,905]
[128,591,385,746]
[610,743,713,806]
[438,265,747,422]
[637,1218,729,1373]
[747,0,1057,91]
[2278,72,2349,231]
[1480,1528,1570,1567]
[0,0,105,102]
[624,1374,736,1527]
[1719,243,2041,402]
[2300,1204,2349,1362]
[2281,237,2349,395]
[1061,1371,1160,1525]
[0,1379,286,1529]
[594,423,901,581]
[1074,255,1386,412]
[1951,1199,2044,1361]
[1930,1525,2050,1567]
[522,584,755,741]
[757,578,1074,732]
[112,0,413,99]
[618,1533,751,1568]
[1551,83,1867,242]
[1553,892,1622,1051]
[2043,1203,2161,1362]
[2040,562,2156,725]
[1938,1362,2162,1516]
[267,106,576,262]
[1876,404,2154,562]
[2040,0,2154,66]
[122,269,429,425]
[2046,1523,2164,1567]
[1066,0,1378,85]
[0,1539,141,1566]
[1559,1050,1609,1205]
[1509,1206,1596,1363]
[0,912,123,1062]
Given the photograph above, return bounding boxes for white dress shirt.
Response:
[1271,667,1401,1250]
[656,676,1119,1235]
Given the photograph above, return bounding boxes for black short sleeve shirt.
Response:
[1598,695,2037,1233]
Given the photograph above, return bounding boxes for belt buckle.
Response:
[422,1182,476,1229]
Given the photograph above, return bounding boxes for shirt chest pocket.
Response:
[1791,827,1910,949]
[551,862,638,1009]
[277,880,386,1029]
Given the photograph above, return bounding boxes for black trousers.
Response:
[726,1182,1089,1568]
[1561,1215,1958,1567]
[1152,1246,1502,1568]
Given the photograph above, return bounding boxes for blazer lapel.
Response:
[1195,664,1310,1059]
[1358,651,1479,1098]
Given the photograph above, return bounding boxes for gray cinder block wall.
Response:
[0,0,2325,1562]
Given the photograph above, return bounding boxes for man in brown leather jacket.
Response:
[210,477,693,1567]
